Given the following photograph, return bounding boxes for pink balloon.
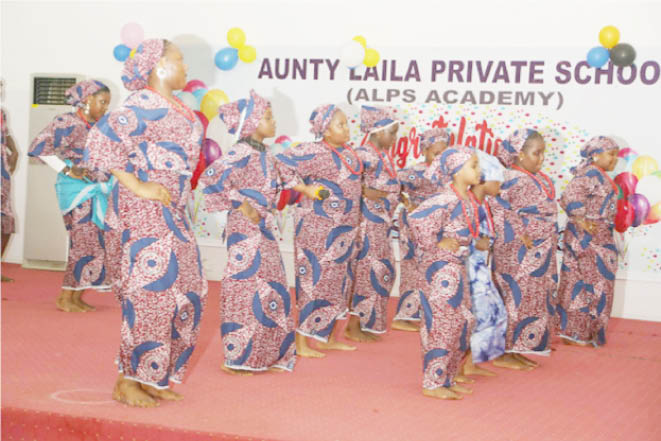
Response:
[120,22,144,49]
[629,193,650,227]
[194,111,208,132]
[203,138,222,166]
[183,79,207,93]
[617,147,638,158]
[614,172,638,198]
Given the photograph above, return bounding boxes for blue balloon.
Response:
[587,46,610,68]
[192,88,207,106]
[215,47,239,71]
[113,44,131,62]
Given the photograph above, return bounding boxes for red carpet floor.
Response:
[1,262,660,441]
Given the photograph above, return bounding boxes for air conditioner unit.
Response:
[22,74,84,271]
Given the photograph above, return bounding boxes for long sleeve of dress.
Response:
[198,157,235,213]
[408,195,449,254]
[559,174,595,219]
[83,111,132,173]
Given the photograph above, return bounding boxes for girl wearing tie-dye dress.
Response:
[491,129,558,371]
[28,79,111,312]
[557,137,619,347]
[392,128,449,332]
[346,106,400,342]
[276,105,363,358]
[84,39,207,407]
[408,146,480,400]
[200,90,322,373]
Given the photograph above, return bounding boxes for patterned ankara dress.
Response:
[350,142,400,334]
[200,139,298,371]
[491,167,558,355]
[557,164,618,346]
[276,141,363,342]
[29,111,111,291]
[84,89,208,388]
[395,162,439,322]
[408,186,476,389]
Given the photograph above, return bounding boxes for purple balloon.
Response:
[203,138,222,166]
[628,193,651,227]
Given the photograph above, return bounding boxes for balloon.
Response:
[636,173,661,206]
[202,138,222,166]
[363,48,380,68]
[614,172,638,197]
[631,155,658,180]
[200,89,230,121]
[340,41,365,68]
[599,25,620,49]
[615,198,635,232]
[177,92,198,110]
[610,43,636,67]
[288,189,301,205]
[587,47,610,68]
[193,88,208,106]
[227,27,246,49]
[113,44,131,62]
[644,201,661,224]
[353,35,367,48]
[275,135,292,145]
[194,111,209,133]
[215,47,239,71]
[629,193,651,227]
[183,80,207,93]
[653,170,661,178]
[277,189,290,211]
[617,147,638,158]
[120,22,144,49]
[238,45,257,63]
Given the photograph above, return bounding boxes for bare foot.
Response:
[344,318,375,343]
[391,320,419,332]
[450,384,473,395]
[423,387,462,400]
[140,383,183,401]
[1,275,13,282]
[492,354,532,371]
[455,375,475,384]
[55,293,85,312]
[221,365,253,376]
[562,338,592,347]
[513,353,539,368]
[296,333,326,358]
[462,362,497,377]
[72,291,96,311]
[315,339,356,352]
[112,375,159,408]
[268,367,287,373]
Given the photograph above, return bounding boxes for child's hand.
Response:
[475,236,490,251]
[239,200,261,225]
[575,217,597,235]
[520,233,533,249]
[135,181,171,206]
[67,166,91,180]
[7,149,18,173]
[438,237,460,252]
[363,186,388,201]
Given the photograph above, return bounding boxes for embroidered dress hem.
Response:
[61,284,113,292]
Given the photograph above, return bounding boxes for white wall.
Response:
[2,0,660,320]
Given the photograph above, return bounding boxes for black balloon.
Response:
[610,43,636,67]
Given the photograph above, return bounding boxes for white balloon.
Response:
[178,92,198,110]
[340,41,365,68]
[636,174,661,206]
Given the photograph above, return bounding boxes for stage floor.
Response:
[2,263,660,441]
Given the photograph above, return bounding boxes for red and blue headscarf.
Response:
[65,80,108,107]
[496,128,539,168]
[360,105,397,134]
[419,128,451,150]
[218,89,270,139]
[425,145,475,186]
[309,104,339,139]
[571,136,619,175]
[121,39,164,91]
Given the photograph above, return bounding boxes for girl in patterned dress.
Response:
[276,105,363,358]
[84,39,208,407]
[346,106,400,342]
[491,129,558,370]
[28,79,111,311]
[557,136,619,347]
[200,90,323,373]
[392,128,449,332]
[408,146,481,400]
[1,80,19,282]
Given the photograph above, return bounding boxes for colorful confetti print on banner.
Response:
[641,246,661,272]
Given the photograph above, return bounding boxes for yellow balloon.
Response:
[129,48,137,59]
[353,35,367,48]
[200,89,230,121]
[632,155,659,180]
[227,27,246,49]
[363,48,380,68]
[599,25,620,49]
[238,45,257,63]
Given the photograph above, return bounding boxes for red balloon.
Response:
[617,147,638,158]
[614,172,638,198]
[190,149,206,190]
[615,199,635,232]
[288,189,302,205]
[277,189,290,211]
[275,135,292,145]
[628,193,650,227]
[183,79,207,93]
[202,138,222,167]
[194,111,209,133]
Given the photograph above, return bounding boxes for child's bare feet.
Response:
[1,275,13,282]
[315,338,356,352]
[72,290,95,311]
[423,387,462,400]
[513,353,539,368]
[492,353,532,371]
[140,383,183,401]
[455,375,475,384]
[221,365,253,376]
[296,333,326,358]
[391,320,419,332]
[562,338,592,347]
[462,362,497,377]
[344,316,378,342]
[112,375,159,408]
[55,291,85,312]
[451,384,473,395]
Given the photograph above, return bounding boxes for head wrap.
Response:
[65,80,107,107]
[496,128,539,168]
[425,146,475,186]
[121,39,165,91]
[309,104,339,139]
[360,105,397,134]
[476,149,505,183]
[218,89,270,139]
[419,127,451,150]
[571,136,619,175]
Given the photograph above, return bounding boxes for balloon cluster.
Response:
[587,26,636,69]
[113,23,145,61]
[215,28,257,71]
[340,36,381,69]
[614,150,660,232]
